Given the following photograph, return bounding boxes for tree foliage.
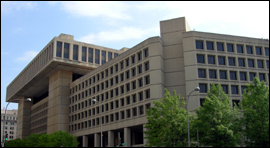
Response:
[144,89,193,147]
[4,130,79,147]
[194,84,241,147]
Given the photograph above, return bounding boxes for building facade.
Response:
[1,108,18,143]
[6,17,269,147]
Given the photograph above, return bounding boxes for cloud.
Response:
[16,51,39,62]
[1,1,36,13]
[50,1,131,20]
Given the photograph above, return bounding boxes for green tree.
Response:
[144,89,193,147]
[48,131,79,147]
[194,84,240,147]
[238,77,269,147]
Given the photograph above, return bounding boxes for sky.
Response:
[1,1,269,110]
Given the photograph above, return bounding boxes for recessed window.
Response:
[232,100,240,107]
[133,107,137,117]
[237,45,244,53]
[115,88,119,96]
[115,64,118,72]
[209,70,216,79]
[121,111,125,119]
[256,47,262,55]
[88,48,93,63]
[110,67,113,75]
[138,65,142,74]
[200,98,205,107]
[144,48,149,57]
[227,43,234,52]
[138,52,142,61]
[218,57,226,65]
[108,52,112,61]
[240,72,247,81]
[115,112,119,121]
[138,78,143,87]
[73,45,78,60]
[198,69,206,78]
[199,84,207,93]
[145,62,149,71]
[206,42,214,50]
[126,83,130,92]
[111,102,114,110]
[95,49,100,64]
[56,42,62,57]
[259,73,265,81]
[132,81,136,89]
[126,58,129,67]
[231,85,238,94]
[132,94,136,103]
[217,43,224,51]
[106,115,109,123]
[145,75,150,85]
[105,103,108,111]
[120,73,124,82]
[248,59,254,67]
[139,91,143,101]
[126,109,130,118]
[230,71,237,80]
[196,41,204,49]
[126,71,130,79]
[197,55,205,63]
[114,53,118,58]
[267,61,269,69]
[102,51,106,65]
[228,57,235,66]
[110,78,113,86]
[121,98,124,106]
[115,100,119,108]
[221,85,228,94]
[115,76,119,84]
[64,43,70,59]
[132,55,136,64]
[220,70,227,79]
[132,68,136,77]
[238,58,245,67]
[121,85,124,94]
[139,106,144,115]
[246,46,253,54]
[208,55,215,64]
[145,89,150,99]
[265,48,269,56]
[241,86,247,94]
[120,61,124,69]
[257,60,264,68]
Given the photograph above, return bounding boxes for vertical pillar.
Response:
[94,133,100,147]
[83,135,88,147]
[143,124,149,146]
[124,127,131,147]
[108,131,114,147]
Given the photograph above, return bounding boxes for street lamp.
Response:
[2,98,31,147]
[92,99,102,147]
[187,87,200,147]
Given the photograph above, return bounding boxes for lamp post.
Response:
[187,87,200,147]
[92,99,102,147]
[2,98,31,147]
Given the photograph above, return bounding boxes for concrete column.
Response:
[124,127,131,147]
[83,135,88,147]
[94,133,100,147]
[143,124,149,146]
[108,131,114,147]
[17,97,33,139]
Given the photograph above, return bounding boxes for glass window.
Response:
[221,85,228,94]
[114,53,118,58]
[238,58,245,67]
[88,48,93,63]
[240,72,246,81]
[132,81,136,89]
[217,43,224,51]
[259,73,265,81]
[265,48,269,56]
[82,47,86,62]
[227,44,234,52]
[199,84,207,93]
[218,57,225,65]
[120,61,124,69]
[145,62,149,71]
[246,46,253,54]
[200,98,205,107]
[231,85,238,94]
[138,78,143,87]
[102,51,106,65]
[257,60,264,68]
[209,70,216,79]
[208,55,215,64]
[56,42,62,57]
[138,52,142,61]
[196,41,203,49]
[64,43,70,59]
[248,59,254,67]
[132,55,135,64]
[115,64,118,72]
[139,92,143,101]
[267,61,269,69]
[108,52,112,61]
[198,69,206,78]
[206,42,214,50]
[138,65,142,74]
[220,70,227,79]
[132,68,136,77]
[145,89,150,99]
[228,57,235,66]
[197,55,205,63]
[230,71,237,80]
[145,75,150,85]
[73,45,78,60]
[237,45,243,53]
[144,48,149,57]
[133,94,137,103]
[95,49,100,64]
[232,100,240,107]
[249,73,256,81]
[126,71,130,79]
[241,86,247,94]
[126,58,129,67]
[256,47,262,55]
[126,96,130,104]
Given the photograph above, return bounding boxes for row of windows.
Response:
[5,121,16,125]
[31,117,47,128]
[31,110,48,122]
[196,40,269,56]
[31,102,48,115]
[70,48,149,95]
[197,54,269,69]
[199,83,248,95]
[56,41,119,64]
[69,103,151,132]
[4,126,15,130]
[1,116,17,120]
[198,69,268,82]
[30,125,47,134]
[200,98,240,108]
[70,89,150,114]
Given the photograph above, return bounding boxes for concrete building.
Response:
[1,108,18,143]
[5,17,269,147]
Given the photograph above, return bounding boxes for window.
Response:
[131,55,136,64]
[197,55,205,63]
[115,100,119,108]
[218,57,225,65]
[126,109,130,118]
[126,71,130,79]
[145,62,149,71]
[196,41,203,49]
[111,102,114,110]
[121,111,125,119]
[240,72,247,81]
[132,81,136,89]
[249,73,256,81]
[110,78,113,86]
[110,90,114,98]
[227,44,234,52]
[102,51,106,65]
[138,65,142,74]
[64,43,70,59]
[238,58,245,67]
[115,64,118,72]
[217,43,224,51]
[132,68,136,77]
[120,73,124,81]
[206,42,214,50]
[121,98,124,106]
[95,49,100,64]
[230,71,237,80]
[208,55,215,64]
[228,57,235,66]
[56,42,62,57]
[126,58,129,67]
[138,52,142,61]
[138,78,143,87]
[126,83,130,92]
[81,47,87,62]
[114,53,118,58]
[106,103,108,111]
[88,48,93,63]
[257,60,264,68]
[221,85,228,94]
[232,100,240,107]
[73,45,78,60]
[139,106,144,115]
[267,61,269,69]
[259,73,265,81]
[144,48,149,57]
[145,75,150,85]
[241,86,247,94]
[145,90,150,99]
[121,85,124,94]
[200,98,205,107]
[246,46,253,54]
[110,67,113,75]
[209,70,216,79]
[115,76,119,84]
[115,88,118,96]
[265,48,269,56]
[133,107,137,116]
[132,94,136,103]
[139,91,143,101]
[115,112,119,121]
[220,70,227,79]
[198,69,206,78]
[231,85,238,94]
[106,115,109,123]
[106,69,108,77]
[120,61,124,69]
[256,47,262,55]
[237,45,244,53]
[105,81,108,88]
[108,52,112,61]
[199,84,207,93]
[248,59,254,67]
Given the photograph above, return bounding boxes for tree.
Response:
[238,77,269,147]
[48,131,79,147]
[144,89,193,147]
[194,84,240,147]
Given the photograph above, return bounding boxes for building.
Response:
[5,17,269,147]
[1,108,18,143]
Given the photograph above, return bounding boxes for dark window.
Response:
[126,96,130,105]
[108,52,112,61]
[115,100,119,108]
[145,62,149,71]
[132,68,136,76]
[246,46,253,54]
[197,55,205,63]
[126,58,129,67]
[121,86,124,94]
[115,76,119,84]
[88,48,93,63]
[102,51,106,65]
[217,43,224,51]
[221,85,228,94]
[240,72,247,81]
[106,115,109,123]
[106,69,108,77]
[120,61,124,69]
[249,73,256,81]
[132,56,135,64]
[237,45,244,53]
[257,60,264,68]
[115,88,118,96]
[138,78,143,87]
[200,98,205,107]
[120,73,124,81]
[206,42,214,50]
[232,100,240,107]
[139,106,144,115]
[228,57,235,66]
[227,44,234,52]
[105,81,108,88]
[110,90,113,98]
[115,113,119,121]
[230,71,237,80]
[241,86,247,94]
[208,55,215,64]
[259,73,265,81]
[95,49,100,64]
[126,83,130,92]
[265,48,269,56]
[64,43,70,59]
[73,45,78,60]
[138,52,142,61]
[121,111,125,119]
[209,70,216,79]
[133,107,137,116]
[121,98,124,106]
[144,48,149,57]
[132,94,136,103]
[114,53,118,58]
[82,47,86,62]
[115,64,118,72]
[126,71,130,79]
[126,109,130,118]
[145,90,150,99]
[220,70,227,79]
[218,57,225,65]
[196,41,204,49]
[248,59,254,67]
[132,81,136,89]
[256,47,262,55]
[110,67,113,75]
[238,58,245,67]
[198,69,206,78]
[145,75,150,85]
[231,86,238,94]
[111,102,114,110]
[139,92,143,101]
[199,84,207,93]
[106,92,109,100]
[56,42,62,57]
[105,103,108,111]
[267,61,269,69]
[138,65,142,74]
